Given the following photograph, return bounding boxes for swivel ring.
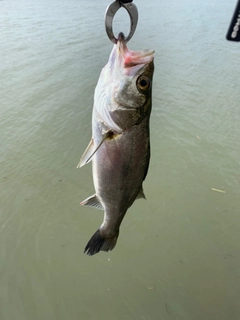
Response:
[105,1,138,44]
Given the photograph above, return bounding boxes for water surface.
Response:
[1,0,240,319]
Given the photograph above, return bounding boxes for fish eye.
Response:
[137,76,151,91]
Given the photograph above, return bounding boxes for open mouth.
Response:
[117,32,154,68]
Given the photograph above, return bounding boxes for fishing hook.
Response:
[105,0,138,44]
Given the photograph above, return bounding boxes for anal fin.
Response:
[80,194,104,210]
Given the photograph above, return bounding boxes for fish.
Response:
[77,32,154,256]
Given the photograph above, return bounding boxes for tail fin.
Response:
[84,229,119,256]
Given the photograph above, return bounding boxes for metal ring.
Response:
[105,1,138,44]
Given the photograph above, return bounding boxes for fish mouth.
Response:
[117,32,154,68]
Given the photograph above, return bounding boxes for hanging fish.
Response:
[77,33,154,256]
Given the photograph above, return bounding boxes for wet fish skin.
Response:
[79,33,154,256]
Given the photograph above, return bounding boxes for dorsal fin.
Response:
[136,187,146,200]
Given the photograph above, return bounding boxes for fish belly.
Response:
[93,119,150,223]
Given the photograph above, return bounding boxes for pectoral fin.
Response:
[76,132,112,168]
[76,139,95,168]
[80,194,104,210]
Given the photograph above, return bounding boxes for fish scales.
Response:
[78,33,154,256]
[93,121,150,210]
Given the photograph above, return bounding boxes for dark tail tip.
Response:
[84,229,119,256]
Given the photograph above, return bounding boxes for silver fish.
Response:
[77,33,154,256]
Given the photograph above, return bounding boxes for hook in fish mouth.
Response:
[118,32,125,41]
[116,32,154,68]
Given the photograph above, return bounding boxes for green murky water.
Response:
[1,0,240,319]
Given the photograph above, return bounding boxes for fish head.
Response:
[94,33,154,132]
[112,32,154,107]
